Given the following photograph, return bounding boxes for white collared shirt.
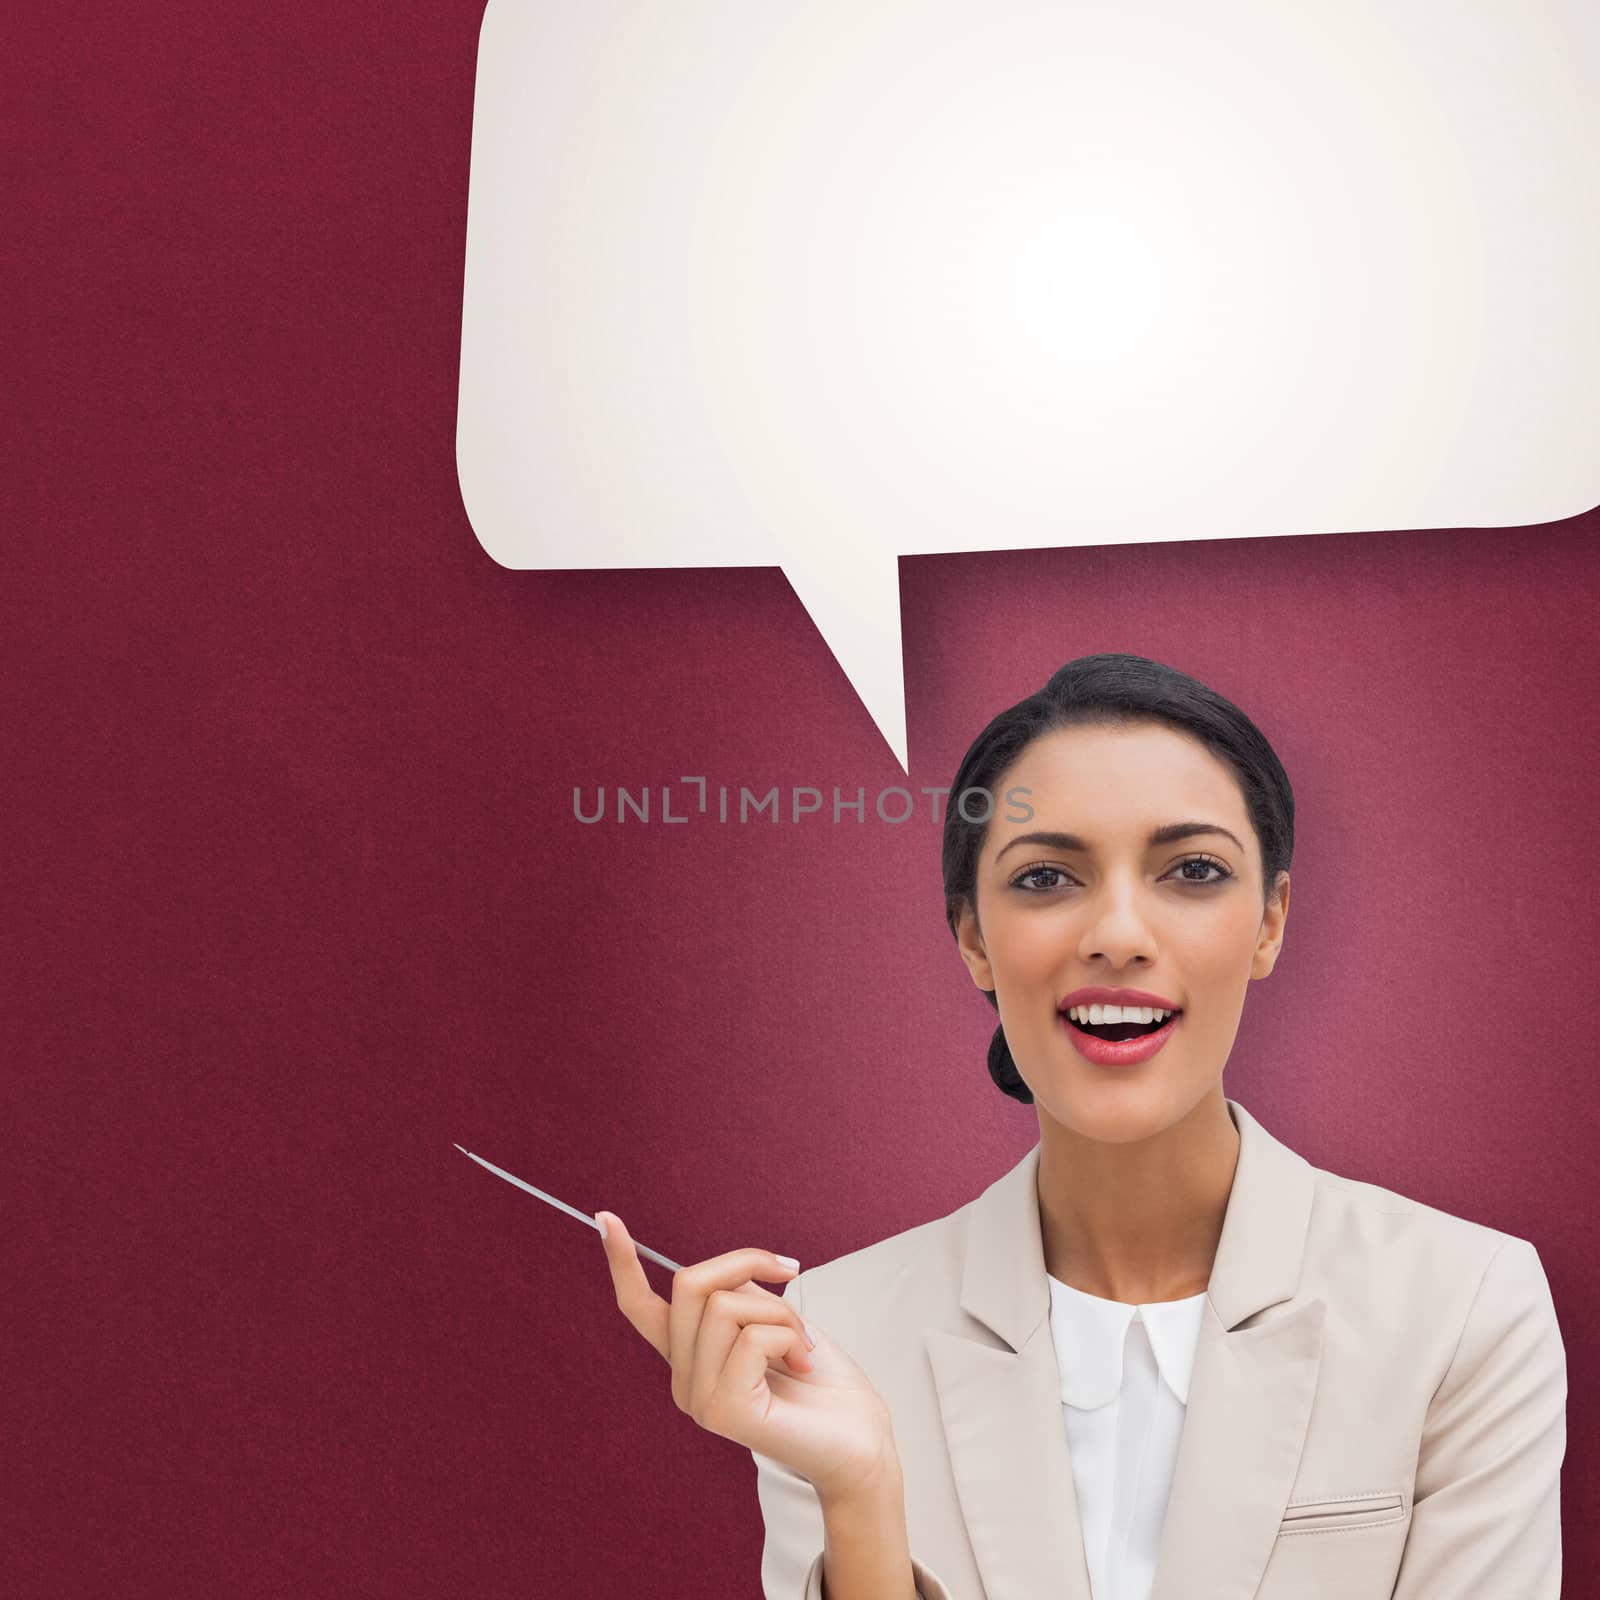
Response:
[1047,1274,1209,1600]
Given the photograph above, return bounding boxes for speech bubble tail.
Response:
[780,551,909,775]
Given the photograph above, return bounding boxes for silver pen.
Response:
[454,1144,685,1272]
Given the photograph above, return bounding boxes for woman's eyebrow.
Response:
[994,821,1246,862]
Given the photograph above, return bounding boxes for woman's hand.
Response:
[597,1211,900,1504]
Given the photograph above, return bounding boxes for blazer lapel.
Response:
[926,1097,1321,1600]
[1146,1293,1324,1600]
[1148,1099,1324,1600]
[928,1321,1094,1599]
[927,1137,1094,1600]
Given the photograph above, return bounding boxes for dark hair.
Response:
[941,652,1295,1105]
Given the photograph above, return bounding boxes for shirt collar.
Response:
[1047,1273,1208,1409]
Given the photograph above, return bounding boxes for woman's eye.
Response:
[1012,865,1072,892]
[1172,855,1232,884]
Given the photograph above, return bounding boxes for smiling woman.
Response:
[736,653,1567,1600]
[944,656,1291,1151]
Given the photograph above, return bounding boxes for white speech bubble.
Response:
[457,0,1600,771]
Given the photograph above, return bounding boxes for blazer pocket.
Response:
[1276,1490,1407,1537]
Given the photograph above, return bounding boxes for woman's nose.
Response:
[1076,878,1157,966]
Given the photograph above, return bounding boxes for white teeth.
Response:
[1068,1004,1175,1025]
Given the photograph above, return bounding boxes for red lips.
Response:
[1058,986,1181,1013]
[1060,1008,1182,1068]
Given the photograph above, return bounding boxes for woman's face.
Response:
[954,720,1289,1143]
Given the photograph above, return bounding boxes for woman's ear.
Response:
[1251,871,1290,980]
[954,899,995,992]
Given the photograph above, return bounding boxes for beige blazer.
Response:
[753,1098,1566,1599]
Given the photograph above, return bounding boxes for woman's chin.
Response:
[1038,1077,1180,1144]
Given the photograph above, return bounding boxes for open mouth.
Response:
[1063,1009,1182,1043]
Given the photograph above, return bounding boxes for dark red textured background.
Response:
[4,4,1598,1595]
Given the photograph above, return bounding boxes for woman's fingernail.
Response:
[774,1254,800,1272]
[595,1212,609,1242]
[804,1322,817,1350]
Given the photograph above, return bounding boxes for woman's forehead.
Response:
[1001,722,1243,801]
